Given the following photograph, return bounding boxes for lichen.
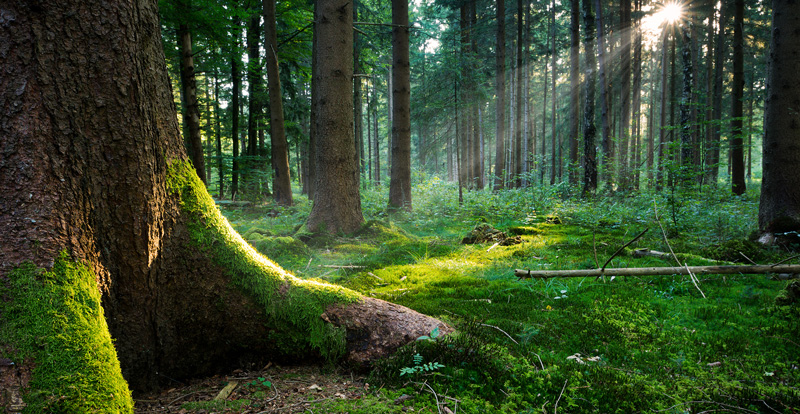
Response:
[165,160,359,360]
[0,252,133,413]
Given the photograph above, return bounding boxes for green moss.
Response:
[0,252,133,413]
[166,160,359,360]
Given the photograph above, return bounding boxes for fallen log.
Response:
[515,264,800,280]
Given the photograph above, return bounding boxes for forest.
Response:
[1,0,799,413]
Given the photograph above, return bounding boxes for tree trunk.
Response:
[619,0,632,189]
[657,28,670,190]
[231,18,242,199]
[707,0,725,185]
[582,0,598,195]
[550,0,558,186]
[176,6,206,184]
[679,21,695,184]
[0,1,447,410]
[758,0,800,237]
[354,0,365,184]
[389,0,412,211]
[494,0,507,191]
[263,0,293,206]
[214,69,225,198]
[730,0,746,195]
[307,0,365,233]
[594,0,612,188]
[515,0,524,188]
[569,0,581,185]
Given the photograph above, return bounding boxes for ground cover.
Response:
[136,177,800,413]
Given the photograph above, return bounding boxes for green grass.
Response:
[220,177,800,413]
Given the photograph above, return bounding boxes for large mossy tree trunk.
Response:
[0,0,448,411]
[388,0,412,211]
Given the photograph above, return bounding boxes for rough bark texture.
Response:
[177,14,206,184]
[0,0,447,409]
[307,0,365,233]
[582,0,598,195]
[388,0,412,211]
[515,0,524,188]
[758,0,800,236]
[730,0,746,195]
[494,0,507,191]
[263,0,293,206]
[569,0,580,185]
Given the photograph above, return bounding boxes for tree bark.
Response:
[515,0,524,188]
[569,0,581,185]
[262,0,293,206]
[619,0,632,189]
[307,0,365,233]
[582,0,598,195]
[389,0,412,211]
[176,2,206,185]
[594,0,612,188]
[231,16,242,198]
[758,0,800,237]
[679,21,695,184]
[494,0,507,191]
[730,0,746,195]
[707,0,725,185]
[0,0,447,410]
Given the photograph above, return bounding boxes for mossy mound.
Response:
[251,237,312,269]
[243,228,274,240]
[0,253,133,413]
[702,238,781,264]
[354,220,413,242]
[461,224,521,246]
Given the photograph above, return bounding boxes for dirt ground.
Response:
[134,364,372,413]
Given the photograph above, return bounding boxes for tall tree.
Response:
[389,0,412,211]
[679,15,695,183]
[730,0,746,195]
[307,0,365,233]
[707,0,725,185]
[494,0,507,190]
[568,0,580,184]
[582,0,598,195]
[515,0,524,187]
[263,0,293,206]
[758,0,800,239]
[231,16,243,198]
[619,0,632,189]
[0,0,446,410]
[594,0,612,187]
[175,0,206,184]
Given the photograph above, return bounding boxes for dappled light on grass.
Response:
[216,177,798,413]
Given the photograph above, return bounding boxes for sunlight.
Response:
[660,2,683,24]
[639,2,684,49]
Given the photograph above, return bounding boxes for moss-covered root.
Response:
[0,253,133,413]
[322,297,453,367]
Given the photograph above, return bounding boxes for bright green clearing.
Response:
[222,176,800,413]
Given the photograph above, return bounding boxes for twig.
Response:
[487,242,500,252]
[553,379,568,414]
[414,381,442,414]
[771,253,800,267]
[354,21,409,28]
[601,228,649,271]
[592,231,599,268]
[168,391,200,406]
[318,265,365,269]
[368,272,384,282]
[654,200,706,299]
[739,252,757,265]
[479,323,519,345]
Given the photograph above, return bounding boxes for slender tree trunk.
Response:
[550,0,558,185]
[176,10,206,184]
[263,0,293,206]
[389,0,412,210]
[656,28,670,190]
[582,0,598,195]
[730,0,746,195]
[214,70,225,198]
[631,0,643,189]
[231,20,242,199]
[569,0,581,185]
[679,21,695,184]
[594,0,612,188]
[619,0,632,189]
[708,1,726,185]
[515,0,524,187]
[759,0,800,237]
[494,0,507,191]
[354,0,365,184]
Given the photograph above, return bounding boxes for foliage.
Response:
[218,176,800,413]
[0,252,133,413]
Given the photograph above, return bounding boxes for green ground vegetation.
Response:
[219,175,800,413]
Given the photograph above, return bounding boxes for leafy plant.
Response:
[399,353,445,376]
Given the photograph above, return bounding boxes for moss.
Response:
[0,252,133,413]
[166,160,359,361]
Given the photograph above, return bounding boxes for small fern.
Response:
[400,353,445,376]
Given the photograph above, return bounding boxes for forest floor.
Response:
[135,178,800,413]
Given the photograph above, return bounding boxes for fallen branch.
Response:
[515,264,800,280]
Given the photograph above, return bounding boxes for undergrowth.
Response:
[217,175,800,413]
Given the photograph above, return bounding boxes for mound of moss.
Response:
[251,237,312,269]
